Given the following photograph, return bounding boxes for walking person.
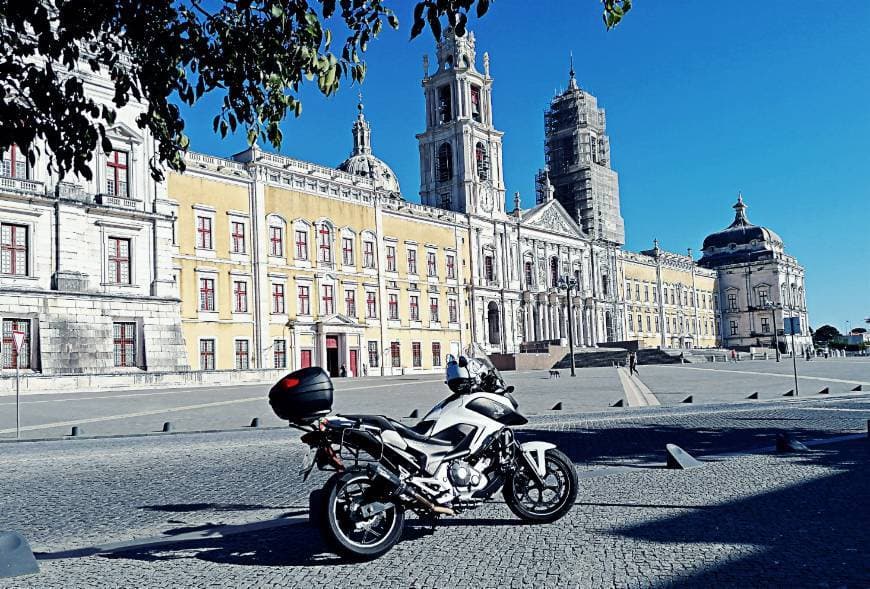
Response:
[629,352,639,376]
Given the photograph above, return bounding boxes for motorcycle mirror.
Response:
[505,385,515,394]
[458,356,468,367]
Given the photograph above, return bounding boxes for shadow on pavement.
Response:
[139,503,302,513]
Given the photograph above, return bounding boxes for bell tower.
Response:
[417,31,505,216]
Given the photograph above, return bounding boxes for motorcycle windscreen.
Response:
[466,397,527,426]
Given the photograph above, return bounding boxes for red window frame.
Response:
[430,297,439,322]
[2,318,30,369]
[412,342,422,367]
[345,290,356,317]
[366,292,377,318]
[273,339,287,369]
[432,342,442,367]
[106,150,129,197]
[233,280,248,313]
[446,255,455,279]
[386,246,396,272]
[342,237,354,266]
[409,295,419,321]
[388,294,399,320]
[448,298,458,323]
[199,339,215,371]
[295,230,308,260]
[196,216,213,249]
[272,283,285,314]
[231,221,246,254]
[235,339,250,370]
[1,145,27,179]
[407,249,417,274]
[363,241,375,268]
[113,322,136,367]
[199,278,215,311]
[368,341,379,368]
[108,237,131,284]
[484,256,494,281]
[427,252,437,277]
[322,284,334,315]
[269,225,283,256]
[298,285,311,315]
[1,223,28,276]
[318,225,331,263]
[390,341,401,367]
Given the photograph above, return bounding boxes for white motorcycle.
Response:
[269,353,577,559]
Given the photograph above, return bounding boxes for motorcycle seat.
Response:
[343,414,451,446]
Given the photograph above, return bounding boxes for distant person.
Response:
[730,349,737,362]
[339,364,347,378]
[362,363,368,377]
[629,352,639,376]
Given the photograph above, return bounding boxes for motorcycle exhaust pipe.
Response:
[367,464,455,516]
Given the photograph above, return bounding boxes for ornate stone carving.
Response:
[530,206,574,235]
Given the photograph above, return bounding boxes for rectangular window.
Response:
[1,145,27,179]
[231,221,246,254]
[235,340,250,370]
[388,293,399,320]
[635,284,640,300]
[390,341,401,367]
[432,342,442,367]
[447,254,456,279]
[2,318,30,369]
[655,316,660,332]
[407,249,417,275]
[269,225,283,257]
[298,285,311,315]
[628,314,634,332]
[342,237,354,266]
[273,339,287,369]
[363,241,375,268]
[470,85,482,122]
[344,289,356,317]
[728,293,738,310]
[427,252,437,277]
[272,283,285,314]
[107,237,131,284]
[386,246,397,272]
[113,322,136,367]
[644,285,649,302]
[653,288,658,303]
[321,284,334,315]
[730,320,738,336]
[525,262,534,287]
[105,150,129,197]
[295,230,308,260]
[318,226,332,263]
[199,278,215,311]
[646,315,652,331]
[761,317,770,333]
[448,298,458,323]
[199,339,215,371]
[368,341,379,368]
[625,282,632,300]
[1,223,28,276]
[196,216,213,249]
[438,85,452,123]
[759,289,769,307]
[366,291,378,318]
[637,314,643,332]
[412,342,422,367]
[409,295,419,321]
[484,256,494,281]
[233,280,248,313]
[430,297,440,323]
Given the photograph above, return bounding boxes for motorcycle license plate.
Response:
[300,447,316,480]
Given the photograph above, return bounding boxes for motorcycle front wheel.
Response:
[321,470,405,559]
[504,448,578,524]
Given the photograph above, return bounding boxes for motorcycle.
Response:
[269,352,577,559]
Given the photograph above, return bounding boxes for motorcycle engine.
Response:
[448,460,483,489]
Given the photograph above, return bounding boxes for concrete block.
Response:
[610,399,624,407]
[783,389,795,397]
[665,444,703,469]
[817,387,829,395]
[0,532,39,579]
[775,433,809,453]
[681,395,693,403]
[746,392,759,399]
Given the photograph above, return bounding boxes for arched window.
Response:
[487,301,501,345]
[475,142,489,181]
[436,143,452,182]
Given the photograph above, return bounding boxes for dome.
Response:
[336,96,402,197]
[338,153,401,195]
[699,195,783,268]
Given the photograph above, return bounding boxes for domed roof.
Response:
[336,97,402,196]
[701,195,782,251]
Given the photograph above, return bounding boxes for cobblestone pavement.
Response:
[1,395,868,588]
[2,359,867,440]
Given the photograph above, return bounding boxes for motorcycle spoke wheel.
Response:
[505,449,578,523]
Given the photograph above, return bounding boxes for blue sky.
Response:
[178,1,870,333]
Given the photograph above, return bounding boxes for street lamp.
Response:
[764,301,781,362]
[557,275,579,377]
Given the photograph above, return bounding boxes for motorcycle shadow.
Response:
[101,516,519,567]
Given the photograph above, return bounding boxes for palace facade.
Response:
[0,29,812,381]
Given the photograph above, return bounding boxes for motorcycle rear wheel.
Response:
[504,448,577,524]
[321,470,405,559]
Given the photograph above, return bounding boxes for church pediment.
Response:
[522,201,586,238]
[316,313,362,328]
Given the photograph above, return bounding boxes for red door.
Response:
[349,349,359,377]
[300,349,312,368]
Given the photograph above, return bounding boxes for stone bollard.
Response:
[162,422,173,433]
[408,409,419,419]
[746,392,759,399]
[551,402,563,411]
[0,531,39,579]
[70,426,82,437]
[665,444,703,469]
[250,417,260,428]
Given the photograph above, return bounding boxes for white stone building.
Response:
[699,195,811,353]
[0,65,187,376]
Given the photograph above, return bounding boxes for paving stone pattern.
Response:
[1,396,868,588]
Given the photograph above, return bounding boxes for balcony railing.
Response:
[96,193,139,210]
[0,176,44,196]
